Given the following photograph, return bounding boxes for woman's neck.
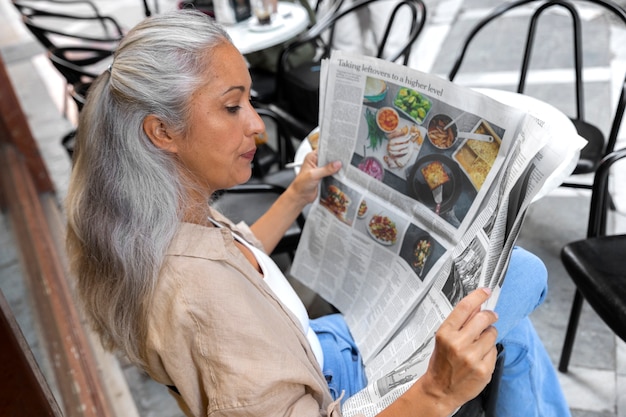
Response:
[181,196,214,227]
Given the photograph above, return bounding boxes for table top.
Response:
[224,2,309,55]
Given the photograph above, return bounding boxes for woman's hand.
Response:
[287,151,342,207]
[380,288,498,417]
[423,288,499,408]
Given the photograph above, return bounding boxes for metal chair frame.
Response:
[448,0,626,190]
[270,0,427,138]
[12,0,122,149]
[13,0,125,49]
[558,147,626,372]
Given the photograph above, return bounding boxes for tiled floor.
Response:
[1,0,625,415]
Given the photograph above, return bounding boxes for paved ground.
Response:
[1,0,626,416]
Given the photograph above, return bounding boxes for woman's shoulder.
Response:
[167,222,232,258]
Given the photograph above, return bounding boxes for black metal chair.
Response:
[13,0,122,120]
[47,46,112,157]
[142,0,160,16]
[269,0,427,138]
[447,0,626,192]
[558,147,626,372]
[246,0,335,105]
[12,0,125,50]
[48,46,112,92]
[12,0,123,155]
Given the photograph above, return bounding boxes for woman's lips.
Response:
[242,149,256,161]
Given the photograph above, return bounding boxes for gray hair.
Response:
[65,10,232,367]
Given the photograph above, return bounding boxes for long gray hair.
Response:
[65,10,231,367]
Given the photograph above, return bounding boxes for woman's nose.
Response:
[249,107,266,136]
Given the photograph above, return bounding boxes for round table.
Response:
[224,2,309,55]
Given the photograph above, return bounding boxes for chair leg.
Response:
[558,289,584,373]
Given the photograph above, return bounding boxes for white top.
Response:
[209,218,324,368]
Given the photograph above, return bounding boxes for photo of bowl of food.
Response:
[452,119,502,190]
[412,235,432,277]
[427,114,458,150]
[393,87,432,124]
[363,77,388,103]
[358,156,385,181]
[376,107,400,133]
[367,213,398,246]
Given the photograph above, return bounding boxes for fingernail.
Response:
[332,160,342,169]
[481,287,492,296]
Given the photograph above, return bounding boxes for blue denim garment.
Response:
[493,247,572,417]
[310,313,367,403]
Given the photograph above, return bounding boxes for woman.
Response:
[66,10,570,417]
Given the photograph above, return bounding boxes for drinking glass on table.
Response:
[252,0,274,24]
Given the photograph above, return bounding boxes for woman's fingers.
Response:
[441,288,499,357]
[420,288,500,407]
[441,288,496,332]
[289,151,341,205]
[301,151,341,181]
[443,288,499,366]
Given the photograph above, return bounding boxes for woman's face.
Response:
[172,42,264,192]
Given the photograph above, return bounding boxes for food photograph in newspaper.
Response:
[353,76,506,229]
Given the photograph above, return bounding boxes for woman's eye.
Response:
[226,105,241,114]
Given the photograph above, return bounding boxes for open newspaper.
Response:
[289,51,586,417]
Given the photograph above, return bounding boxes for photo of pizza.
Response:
[421,160,451,190]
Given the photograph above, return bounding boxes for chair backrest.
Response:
[586,146,626,238]
[47,45,112,114]
[48,46,112,84]
[280,0,426,70]
[142,0,160,16]
[13,1,120,121]
[447,0,626,159]
[273,0,427,134]
[12,0,125,50]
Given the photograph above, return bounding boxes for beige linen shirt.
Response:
[144,210,344,417]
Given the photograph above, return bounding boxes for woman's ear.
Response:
[143,115,178,153]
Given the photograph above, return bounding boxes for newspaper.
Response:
[289,50,586,417]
